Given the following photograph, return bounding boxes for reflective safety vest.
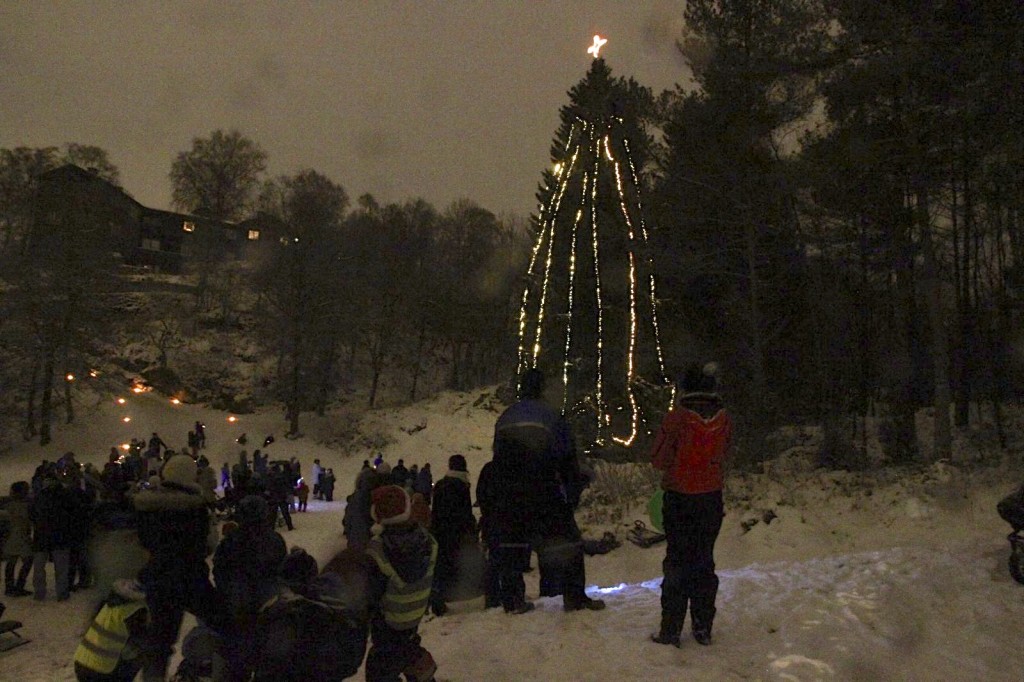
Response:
[73,601,147,674]
[366,535,438,631]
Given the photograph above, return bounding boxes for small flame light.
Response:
[132,387,143,394]
[227,416,237,423]
[121,443,130,450]
[89,370,98,378]
[122,416,131,423]
[66,373,75,382]
[171,398,181,405]
[117,398,126,405]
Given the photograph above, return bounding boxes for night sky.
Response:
[1,1,691,217]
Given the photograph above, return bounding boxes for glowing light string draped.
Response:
[517,122,583,382]
[516,34,671,447]
[588,124,606,435]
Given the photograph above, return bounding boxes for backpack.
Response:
[252,579,368,682]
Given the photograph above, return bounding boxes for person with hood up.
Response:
[428,455,477,616]
[213,494,287,681]
[649,362,731,648]
[360,484,439,682]
[131,454,224,681]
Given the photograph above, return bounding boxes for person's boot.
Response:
[506,600,535,615]
[651,611,684,648]
[691,606,715,645]
[563,595,606,612]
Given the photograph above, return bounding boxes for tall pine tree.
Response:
[517,47,668,450]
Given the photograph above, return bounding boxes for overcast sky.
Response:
[1,1,691,217]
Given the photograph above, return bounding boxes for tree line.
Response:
[3,0,1022,466]
[0,134,527,443]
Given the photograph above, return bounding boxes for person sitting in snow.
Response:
[649,362,731,648]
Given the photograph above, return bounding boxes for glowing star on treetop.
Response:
[587,34,607,59]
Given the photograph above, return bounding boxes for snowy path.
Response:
[3,389,1024,680]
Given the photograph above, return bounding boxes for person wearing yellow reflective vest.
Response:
[362,484,440,682]
[73,578,155,682]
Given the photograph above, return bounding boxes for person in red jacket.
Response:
[650,362,731,648]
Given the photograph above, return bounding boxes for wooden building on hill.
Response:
[31,164,262,273]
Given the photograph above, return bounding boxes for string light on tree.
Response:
[515,34,670,450]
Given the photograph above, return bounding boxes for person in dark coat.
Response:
[650,363,731,647]
[493,367,604,612]
[67,472,96,591]
[1,481,34,596]
[132,455,224,682]
[267,464,294,531]
[413,463,433,504]
[428,455,477,616]
[31,471,75,601]
[320,468,337,503]
[101,448,128,504]
[214,495,287,681]
[477,440,534,613]
[391,459,409,488]
[343,469,388,553]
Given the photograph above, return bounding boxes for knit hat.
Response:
[371,485,411,536]
[448,454,467,472]
[235,494,270,528]
[161,454,200,491]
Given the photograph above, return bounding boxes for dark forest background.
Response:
[1,1,1022,468]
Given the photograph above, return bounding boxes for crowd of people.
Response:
[0,362,731,680]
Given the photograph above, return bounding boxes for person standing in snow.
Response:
[131,455,224,681]
[1,481,34,597]
[310,459,324,500]
[213,494,287,681]
[650,362,731,647]
[413,463,433,504]
[320,468,337,502]
[493,367,604,612]
[428,454,478,616]
[360,485,439,682]
[477,441,534,614]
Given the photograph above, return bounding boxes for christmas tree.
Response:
[516,36,670,450]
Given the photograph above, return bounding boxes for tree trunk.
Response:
[24,346,40,439]
[39,352,55,446]
[915,188,951,462]
[410,317,426,402]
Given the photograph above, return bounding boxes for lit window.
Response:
[141,238,160,251]
[183,221,195,233]
[247,230,260,241]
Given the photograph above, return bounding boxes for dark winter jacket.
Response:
[477,446,533,546]
[431,473,476,542]
[213,522,287,625]
[0,496,33,558]
[413,467,433,503]
[30,478,76,551]
[342,472,387,552]
[132,483,212,577]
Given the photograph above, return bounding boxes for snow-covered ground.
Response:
[2,388,1024,681]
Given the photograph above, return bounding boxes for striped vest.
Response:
[366,534,438,631]
[73,601,147,673]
